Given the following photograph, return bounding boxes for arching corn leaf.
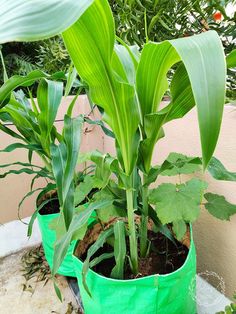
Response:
[137,31,226,171]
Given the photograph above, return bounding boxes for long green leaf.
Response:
[0,122,25,140]
[136,31,226,171]
[51,115,83,228]
[0,70,62,108]
[0,142,42,153]
[0,0,94,43]
[90,252,114,268]
[170,32,226,168]
[82,227,114,296]
[52,199,113,275]
[111,220,126,279]
[18,187,45,220]
[62,0,140,175]
[0,167,52,179]
[0,161,44,170]
[37,79,63,153]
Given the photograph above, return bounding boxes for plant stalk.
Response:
[126,187,138,274]
[40,155,52,172]
[140,173,149,257]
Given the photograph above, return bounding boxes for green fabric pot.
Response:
[72,229,196,314]
[37,212,76,277]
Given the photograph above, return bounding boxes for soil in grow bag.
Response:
[39,193,60,215]
[37,190,77,277]
[73,222,196,314]
[75,222,190,279]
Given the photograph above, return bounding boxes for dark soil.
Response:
[38,187,98,216]
[76,223,189,279]
[38,190,60,215]
[39,198,60,215]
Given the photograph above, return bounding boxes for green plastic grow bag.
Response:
[72,228,196,314]
[37,212,76,277]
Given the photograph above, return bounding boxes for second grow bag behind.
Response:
[37,212,76,277]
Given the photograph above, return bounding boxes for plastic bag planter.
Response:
[72,229,196,314]
[37,212,77,277]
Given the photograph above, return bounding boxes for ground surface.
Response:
[0,248,79,314]
[0,246,231,314]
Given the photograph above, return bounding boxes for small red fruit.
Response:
[213,11,222,21]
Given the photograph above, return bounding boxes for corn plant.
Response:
[57,0,226,274]
[1,0,236,290]
[0,73,64,220]
[0,70,90,234]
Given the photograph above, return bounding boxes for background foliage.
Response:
[0,0,235,99]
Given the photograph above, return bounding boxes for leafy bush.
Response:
[109,0,236,100]
[1,1,235,99]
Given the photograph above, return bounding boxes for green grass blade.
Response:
[111,220,126,279]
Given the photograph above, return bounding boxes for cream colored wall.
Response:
[1,96,236,297]
[0,95,104,223]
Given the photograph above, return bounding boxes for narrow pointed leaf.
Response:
[0,142,42,153]
[52,199,113,276]
[51,115,83,228]
[37,79,63,152]
[0,70,63,108]
[111,220,126,279]
[82,227,114,296]
[62,0,140,174]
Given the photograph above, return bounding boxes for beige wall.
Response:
[1,96,236,297]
